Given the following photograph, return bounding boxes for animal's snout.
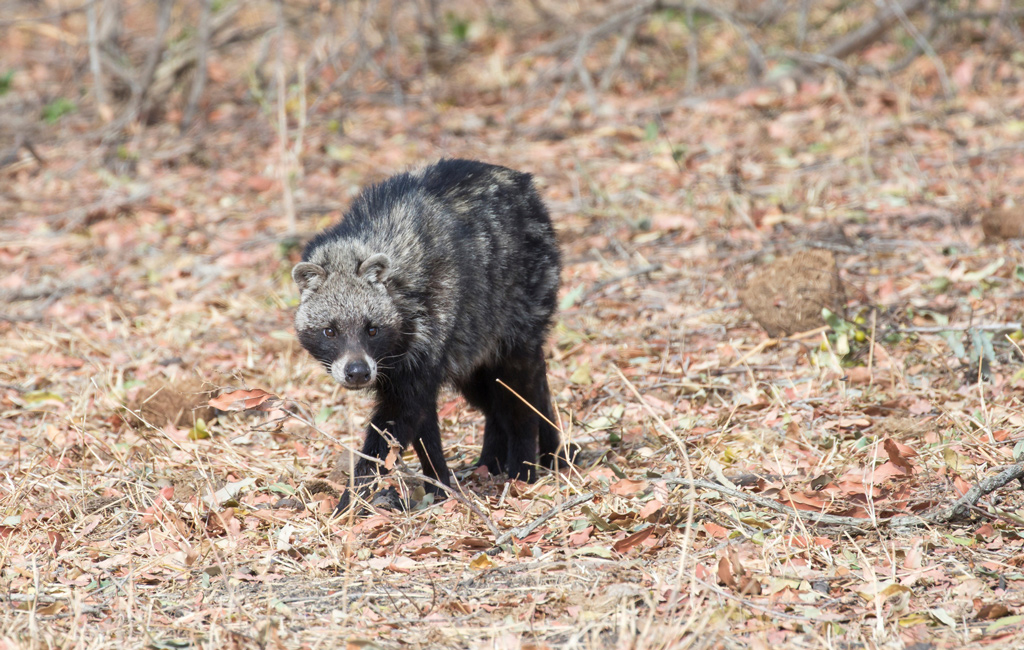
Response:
[344,360,372,384]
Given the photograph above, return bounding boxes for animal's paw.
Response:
[333,485,408,516]
[368,486,406,511]
[541,443,581,470]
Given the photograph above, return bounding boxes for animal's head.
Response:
[292,252,402,389]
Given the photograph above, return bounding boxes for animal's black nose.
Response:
[344,360,371,384]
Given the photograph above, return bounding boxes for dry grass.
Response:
[3,1,1024,648]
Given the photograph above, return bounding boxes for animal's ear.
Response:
[292,262,327,295]
[358,253,391,284]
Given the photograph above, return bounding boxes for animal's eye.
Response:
[323,327,337,338]
[367,326,378,337]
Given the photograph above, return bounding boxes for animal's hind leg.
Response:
[459,365,508,475]
[520,347,578,471]
[492,352,544,482]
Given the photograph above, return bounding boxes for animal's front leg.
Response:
[411,414,452,499]
[335,381,447,514]
[333,412,398,515]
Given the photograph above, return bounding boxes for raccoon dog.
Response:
[292,159,573,512]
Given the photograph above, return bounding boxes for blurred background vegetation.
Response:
[3,0,1022,157]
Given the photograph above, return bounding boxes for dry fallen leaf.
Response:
[883,438,915,474]
[977,604,1015,620]
[208,388,278,411]
[612,526,655,553]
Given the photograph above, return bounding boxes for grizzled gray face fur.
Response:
[292,250,402,389]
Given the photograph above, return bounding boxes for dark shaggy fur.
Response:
[292,159,572,512]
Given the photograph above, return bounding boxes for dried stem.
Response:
[275,0,297,235]
[86,0,108,118]
[182,0,213,130]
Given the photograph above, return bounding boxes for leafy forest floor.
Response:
[2,1,1024,648]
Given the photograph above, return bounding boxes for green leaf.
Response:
[962,258,1004,283]
[268,482,295,495]
[315,405,333,425]
[1012,440,1024,463]
[446,12,470,42]
[943,534,975,547]
[41,97,76,123]
[204,478,257,507]
[21,391,64,407]
[644,121,659,141]
[929,608,957,628]
[188,418,210,440]
[326,144,354,162]
[938,330,966,359]
[559,285,585,310]
[987,614,1024,633]
[969,328,996,365]
[573,545,614,558]
[569,360,593,385]
[581,505,616,531]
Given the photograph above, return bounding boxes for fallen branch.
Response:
[2,276,105,303]
[940,8,1024,20]
[128,0,174,123]
[0,136,46,170]
[490,491,596,551]
[898,323,1022,334]
[665,462,1024,528]
[955,142,1024,164]
[181,0,213,131]
[885,0,953,99]
[582,263,662,302]
[821,0,929,61]
[927,462,1024,524]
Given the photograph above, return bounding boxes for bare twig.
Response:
[690,1,765,80]
[1,277,106,303]
[528,0,657,59]
[940,8,1024,20]
[822,0,929,61]
[275,0,297,235]
[86,0,108,117]
[797,0,810,48]
[684,2,699,94]
[581,263,663,303]
[926,462,1024,523]
[181,0,213,131]
[695,577,850,622]
[130,0,174,123]
[884,8,939,75]
[598,13,642,91]
[0,3,91,27]
[665,460,1024,528]
[491,491,596,549]
[401,470,502,542]
[885,0,953,99]
[898,323,1022,334]
[955,142,1024,164]
[0,137,46,169]
[776,51,856,81]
